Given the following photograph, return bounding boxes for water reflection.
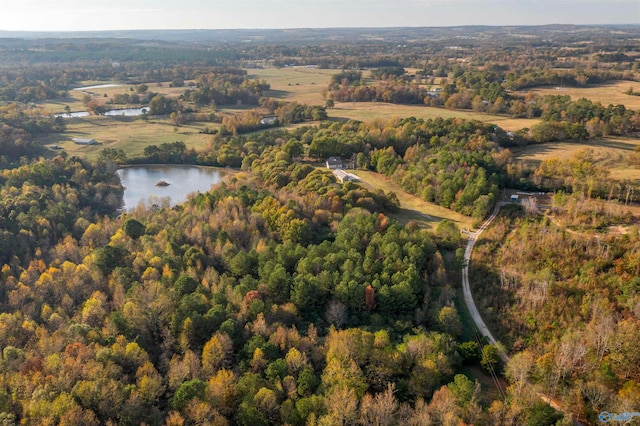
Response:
[56,107,148,119]
[117,165,224,210]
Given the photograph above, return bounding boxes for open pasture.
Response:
[36,69,544,163]
[247,67,335,105]
[516,80,640,110]
[38,115,214,160]
[330,102,539,131]
[511,136,640,181]
[75,81,191,99]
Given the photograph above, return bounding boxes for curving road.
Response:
[461,205,508,362]
[462,204,584,425]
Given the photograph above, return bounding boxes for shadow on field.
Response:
[107,115,138,123]
[263,89,291,99]
[74,117,109,126]
[393,207,438,224]
[592,138,636,151]
[44,97,78,106]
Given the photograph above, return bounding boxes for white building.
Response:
[332,169,358,183]
[326,156,343,169]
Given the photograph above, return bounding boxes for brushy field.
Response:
[39,116,214,160]
[516,80,640,110]
[352,169,474,230]
[511,136,640,181]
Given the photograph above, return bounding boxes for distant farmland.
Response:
[249,67,539,131]
[516,80,640,110]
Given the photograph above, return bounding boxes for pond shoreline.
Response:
[116,163,238,172]
[116,164,230,210]
[55,107,148,118]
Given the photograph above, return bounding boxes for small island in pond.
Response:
[155,180,170,187]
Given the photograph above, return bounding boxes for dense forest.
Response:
[0,114,585,424]
[0,144,503,425]
[0,122,622,425]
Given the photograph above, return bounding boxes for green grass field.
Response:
[38,116,215,160]
[40,96,87,115]
[352,169,474,230]
[511,136,640,181]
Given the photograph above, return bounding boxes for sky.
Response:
[0,0,637,32]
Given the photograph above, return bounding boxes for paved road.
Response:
[461,205,508,361]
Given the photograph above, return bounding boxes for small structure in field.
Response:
[510,195,519,203]
[326,156,343,169]
[72,138,97,145]
[260,116,278,125]
[427,87,443,97]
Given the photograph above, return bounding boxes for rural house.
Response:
[325,156,343,169]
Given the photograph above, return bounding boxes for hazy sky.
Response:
[0,0,638,31]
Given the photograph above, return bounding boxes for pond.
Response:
[57,111,90,118]
[56,107,148,118]
[73,83,123,91]
[105,107,148,116]
[117,165,225,210]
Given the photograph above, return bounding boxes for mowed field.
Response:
[331,102,538,131]
[248,67,335,105]
[352,169,474,230]
[516,80,640,110]
[39,116,214,160]
[511,136,640,181]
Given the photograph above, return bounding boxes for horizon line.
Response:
[1,23,639,34]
